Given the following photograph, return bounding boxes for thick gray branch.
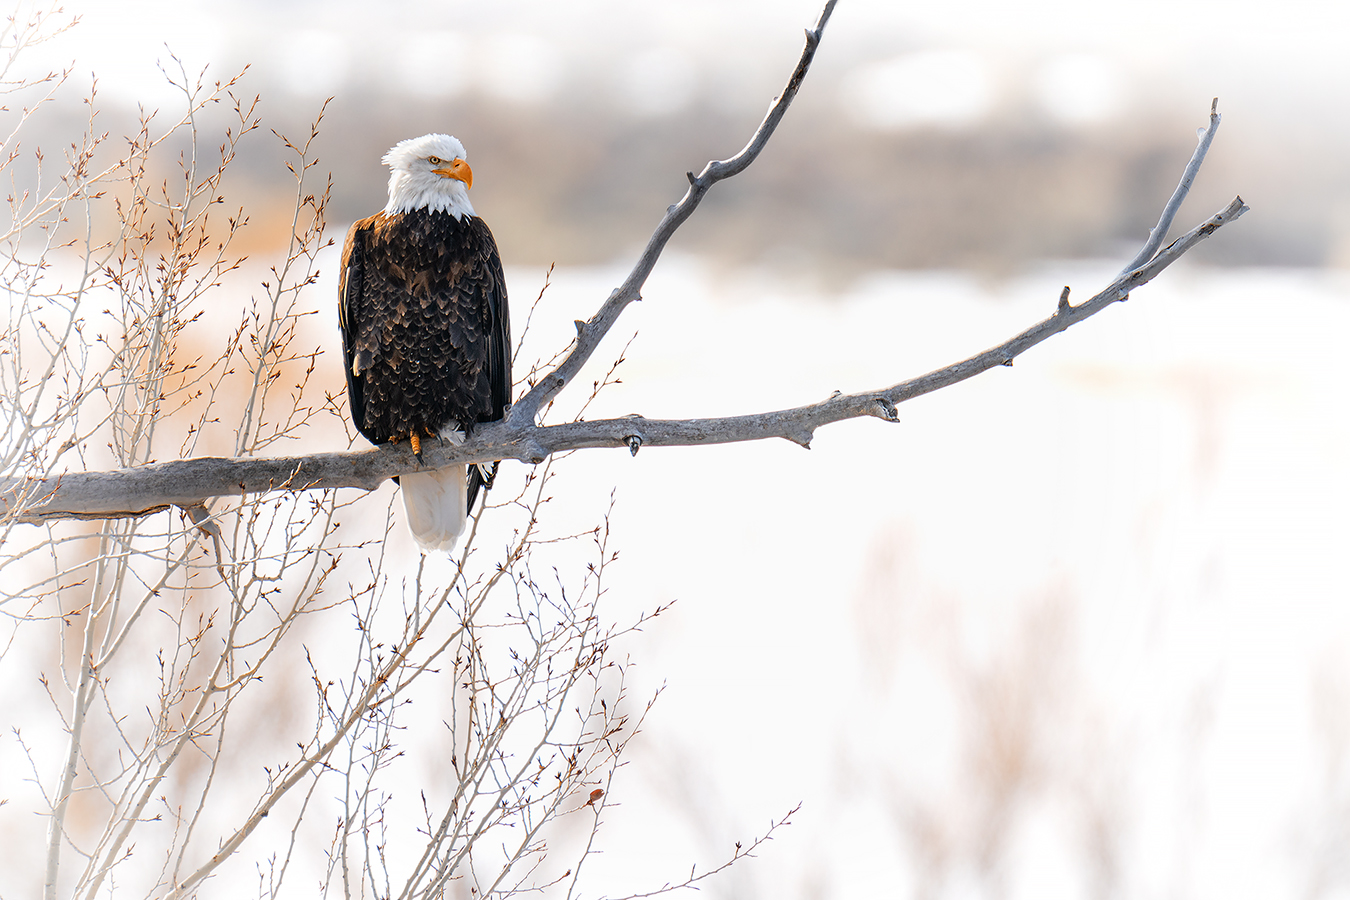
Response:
[1,193,1247,524]
[1,60,1246,527]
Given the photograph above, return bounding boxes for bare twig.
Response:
[606,804,801,900]
[505,0,837,428]
[1116,97,1223,277]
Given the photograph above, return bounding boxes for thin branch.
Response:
[1116,97,1222,277]
[606,804,801,900]
[506,0,837,427]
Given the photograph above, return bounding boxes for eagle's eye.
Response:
[428,156,443,165]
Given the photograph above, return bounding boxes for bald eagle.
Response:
[339,134,511,552]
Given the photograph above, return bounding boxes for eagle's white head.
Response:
[382,133,476,219]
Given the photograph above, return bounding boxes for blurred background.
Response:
[28,0,1350,272]
[15,0,1350,897]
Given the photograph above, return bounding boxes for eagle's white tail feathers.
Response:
[401,465,469,553]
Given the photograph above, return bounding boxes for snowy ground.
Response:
[491,256,1350,899]
[7,253,1347,899]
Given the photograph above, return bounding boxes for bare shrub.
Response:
[0,11,699,899]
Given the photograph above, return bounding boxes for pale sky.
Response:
[24,0,1347,133]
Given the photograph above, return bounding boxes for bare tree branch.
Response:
[506,0,838,427]
[0,2,1245,528]
[0,190,1247,525]
[604,803,802,900]
[1116,97,1223,277]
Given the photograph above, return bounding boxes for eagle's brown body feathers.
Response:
[339,207,511,512]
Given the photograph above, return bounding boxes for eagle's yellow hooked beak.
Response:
[432,158,473,190]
